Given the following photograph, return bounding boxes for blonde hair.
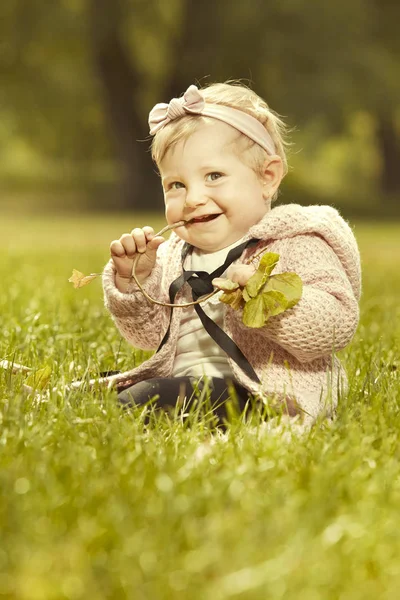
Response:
[150,82,290,199]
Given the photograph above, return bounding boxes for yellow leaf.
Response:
[25,365,52,390]
[242,295,267,328]
[68,269,99,288]
[263,273,303,308]
[220,288,244,310]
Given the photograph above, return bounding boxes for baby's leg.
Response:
[117,377,251,421]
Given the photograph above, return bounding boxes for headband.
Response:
[148,85,276,155]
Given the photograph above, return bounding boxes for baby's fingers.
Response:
[117,233,138,258]
[142,226,155,241]
[131,228,154,253]
[144,236,165,260]
[110,239,129,258]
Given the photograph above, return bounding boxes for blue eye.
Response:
[206,172,222,182]
[170,181,185,190]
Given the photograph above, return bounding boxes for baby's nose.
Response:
[184,189,208,208]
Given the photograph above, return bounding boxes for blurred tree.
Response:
[88,0,162,210]
[251,0,400,201]
[88,0,400,205]
[367,0,400,198]
[0,0,109,162]
[0,0,399,210]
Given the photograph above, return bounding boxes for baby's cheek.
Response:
[165,195,183,221]
[164,203,175,224]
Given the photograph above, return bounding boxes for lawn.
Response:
[0,212,399,600]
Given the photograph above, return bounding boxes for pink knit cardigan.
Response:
[102,204,361,419]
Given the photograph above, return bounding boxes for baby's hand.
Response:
[110,226,165,291]
[225,264,256,287]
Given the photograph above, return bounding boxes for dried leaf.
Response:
[25,365,52,390]
[68,269,99,288]
[220,288,244,310]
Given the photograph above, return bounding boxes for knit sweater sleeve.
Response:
[102,252,172,351]
[230,234,360,362]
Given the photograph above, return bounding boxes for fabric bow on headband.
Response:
[149,85,205,133]
[148,85,276,156]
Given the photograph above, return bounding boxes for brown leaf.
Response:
[68,269,100,288]
[220,288,244,310]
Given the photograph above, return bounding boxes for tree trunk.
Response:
[377,114,400,199]
[163,0,226,101]
[88,0,161,211]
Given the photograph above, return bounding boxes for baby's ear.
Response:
[261,156,283,200]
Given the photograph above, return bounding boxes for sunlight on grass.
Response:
[0,212,399,599]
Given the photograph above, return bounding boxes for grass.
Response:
[0,212,399,600]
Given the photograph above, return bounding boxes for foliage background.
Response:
[1,0,399,216]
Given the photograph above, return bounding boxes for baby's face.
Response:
[159,121,271,252]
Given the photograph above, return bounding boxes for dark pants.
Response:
[117,376,252,422]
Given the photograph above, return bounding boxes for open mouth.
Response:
[187,213,222,225]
